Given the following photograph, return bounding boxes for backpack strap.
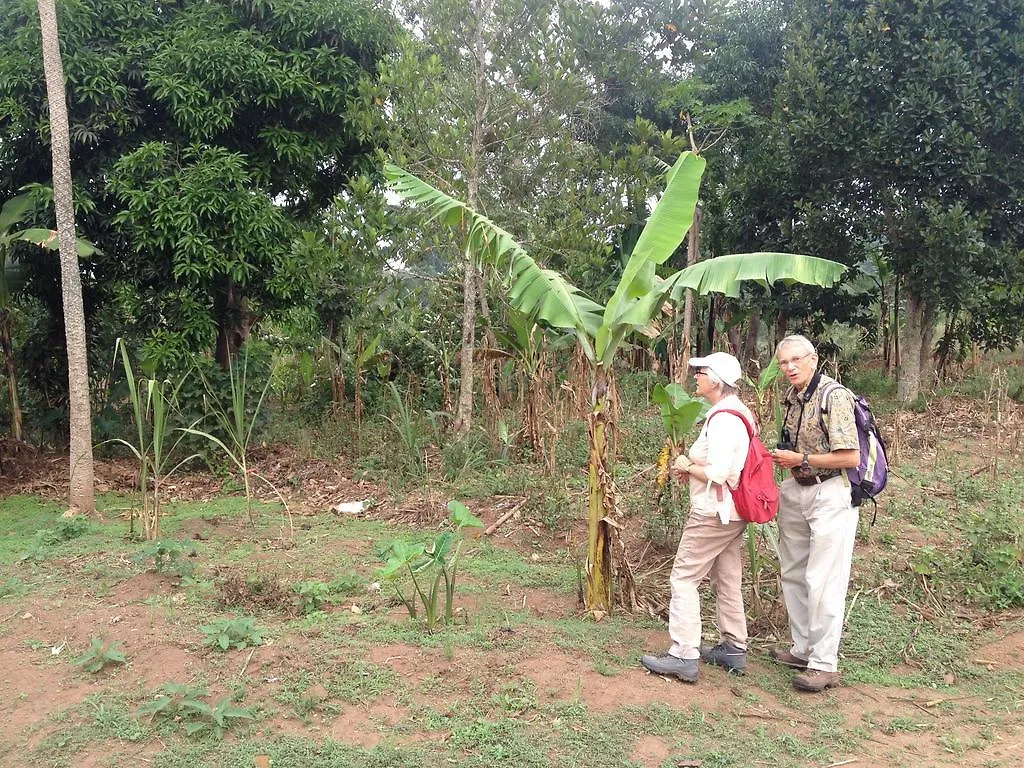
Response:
[817,380,846,433]
[707,408,756,439]
[706,408,755,497]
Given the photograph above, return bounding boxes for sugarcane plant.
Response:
[385,151,846,615]
[182,350,293,540]
[107,338,201,540]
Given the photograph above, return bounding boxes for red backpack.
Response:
[707,409,779,524]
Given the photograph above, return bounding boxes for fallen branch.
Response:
[484,499,527,536]
[239,647,257,677]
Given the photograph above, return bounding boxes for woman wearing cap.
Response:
[641,352,754,683]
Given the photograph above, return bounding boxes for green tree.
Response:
[0,0,395,371]
[780,0,1024,401]
[383,0,607,437]
[0,191,100,442]
[382,0,704,438]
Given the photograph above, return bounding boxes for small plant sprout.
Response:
[651,382,708,493]
[377,500,483,631]
[75,636,127,673]
[136,682,253,738]
[180,697,255,738]
[293,580,332,614]
[200,617,267,651]
[133,538,197,578]
[136,681,210,720]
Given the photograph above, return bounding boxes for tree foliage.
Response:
[0,0,396,370]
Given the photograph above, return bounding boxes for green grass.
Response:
[460,541,577,592]
[4,354,1024,768]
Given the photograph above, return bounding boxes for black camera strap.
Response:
[782,370,823,447]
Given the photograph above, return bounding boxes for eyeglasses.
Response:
[778,353,812,368]
[694,369,709,377]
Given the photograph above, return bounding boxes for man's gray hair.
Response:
[776,334,817,358]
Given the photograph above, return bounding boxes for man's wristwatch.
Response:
[801,453,811,470]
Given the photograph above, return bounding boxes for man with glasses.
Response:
[769,335,860,692]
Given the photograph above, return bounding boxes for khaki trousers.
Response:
[778,476,859,672]
[667,512,748,660]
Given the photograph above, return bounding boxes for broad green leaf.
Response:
[0,194,34,233]
[669,252,847,299]
[424,532,454,566]
[15,228,101,257]
[378,540,426,578]
[602,152,706,349]
[447,499,483,529]
[758,357,782,392]
[357,333,382,367]
[652,383,708,440]
[384,164,601,337]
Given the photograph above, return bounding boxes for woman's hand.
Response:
[671,454,692,480]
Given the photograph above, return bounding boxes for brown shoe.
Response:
[769,647,808,669]
[793,669,840,692]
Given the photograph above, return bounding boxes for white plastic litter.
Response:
[333,500,366,515]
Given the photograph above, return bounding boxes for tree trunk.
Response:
[0,310,23,441]
[741,305,761,372]
[774,310,788,351]
[214,277,250,369]
[585,364,636,614]
[918,299,937,389]
[880,279,893,375]
[892,274,901,374]
[703,293,717,355]
[586,364,614,612]
[452,245,477,440]
[451,0,493,440]
[37,0,94,515]
[477,266,500,429]
[897,290,924,404]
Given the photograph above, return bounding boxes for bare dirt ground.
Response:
[1,396,1022,767]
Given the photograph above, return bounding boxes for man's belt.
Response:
[792,470,842,486]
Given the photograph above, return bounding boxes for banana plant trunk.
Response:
[523,372,541,456]
[0,310,23,441]
[585,364,636,613]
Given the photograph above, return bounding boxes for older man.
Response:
[769,335,860,692]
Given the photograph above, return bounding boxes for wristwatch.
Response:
[801,453,811,470]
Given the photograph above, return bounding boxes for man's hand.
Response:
[771,448,804,470]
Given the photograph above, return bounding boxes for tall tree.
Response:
[780,0,1024,402]
[36,0,94,514]
[384,0,604,437]
[0,0,395,372]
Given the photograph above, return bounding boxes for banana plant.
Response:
[385,152,846,614]
[1,192,100,441]
[490,307,571,456]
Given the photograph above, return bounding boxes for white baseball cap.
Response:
[689,352,743,387]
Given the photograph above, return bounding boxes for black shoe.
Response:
[699,642,747,675]
[641,653,699,683]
